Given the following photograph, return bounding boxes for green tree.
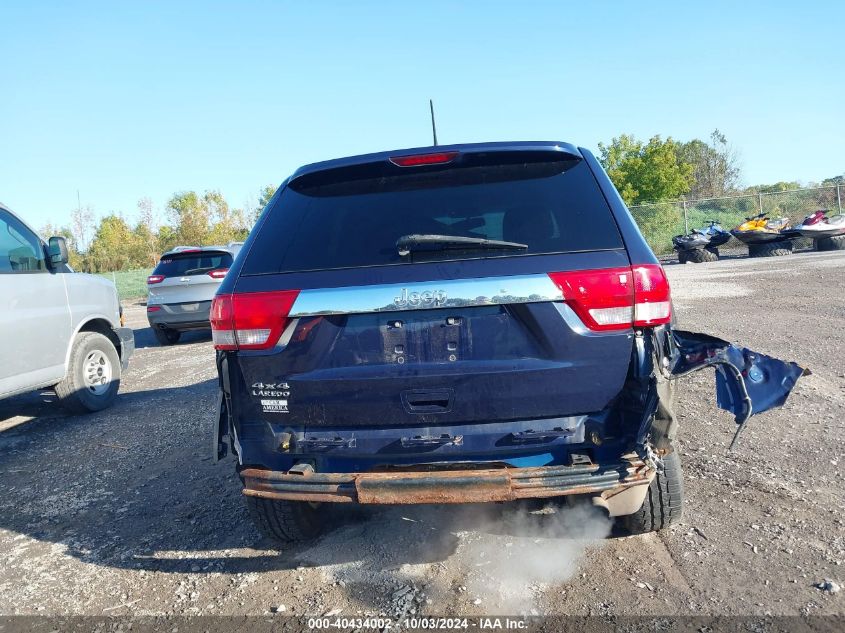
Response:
[87,214,136,272]
[679,129,741,198]
[166,191,211,246]
[131,222,158,267]
[745,181,801,194]
[598,135,694,205]
[157,224,179,254]
[166,190,248,246]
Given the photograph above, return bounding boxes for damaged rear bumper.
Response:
[240,453,655,516]
[667,330,808,448]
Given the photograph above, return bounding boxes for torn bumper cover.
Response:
[241,454,654,515]
[669,330,807,447]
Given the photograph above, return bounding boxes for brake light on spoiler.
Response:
[389,151,459,167]
[548,264,671,331]
[210,290,300,350]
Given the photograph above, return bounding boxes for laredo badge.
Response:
[261,399,289,413]
[251,382,290,397]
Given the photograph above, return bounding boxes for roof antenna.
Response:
[429,99,438,146]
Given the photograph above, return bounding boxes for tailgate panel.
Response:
[236,301,632,427]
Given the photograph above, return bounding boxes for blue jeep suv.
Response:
[211,141,804,543]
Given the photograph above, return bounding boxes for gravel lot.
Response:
[1,251,843,619]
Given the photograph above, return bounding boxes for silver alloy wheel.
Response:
[83,349,112,395]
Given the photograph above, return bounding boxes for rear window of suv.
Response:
[241,151,624,275]
[153,250,233,276]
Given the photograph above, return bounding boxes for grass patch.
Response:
[95,268,151,300]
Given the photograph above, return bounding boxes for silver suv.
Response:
[0,202,134,412]
[146,243,242,345]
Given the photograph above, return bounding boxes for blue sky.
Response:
[1,1,843,230]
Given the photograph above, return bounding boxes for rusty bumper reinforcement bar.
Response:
[240,455,654,514]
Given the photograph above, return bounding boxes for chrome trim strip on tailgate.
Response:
[289,274,563,317]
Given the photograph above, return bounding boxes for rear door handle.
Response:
[401,389,454,414]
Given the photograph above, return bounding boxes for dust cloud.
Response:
[450,501,612,614]
[294,500,612,616]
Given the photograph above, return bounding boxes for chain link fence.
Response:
[629,185,843,258]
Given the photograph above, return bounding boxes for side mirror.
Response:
[48,236,69,266]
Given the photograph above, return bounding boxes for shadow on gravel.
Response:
[133,326,212,349]
[0,376,620,582]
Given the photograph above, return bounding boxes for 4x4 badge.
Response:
[394,288,447,308]
[251,382,290,397]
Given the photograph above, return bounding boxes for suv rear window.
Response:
[242,152,623,275]
[153,251,232,276]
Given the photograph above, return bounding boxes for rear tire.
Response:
[622,450,684,534]
[55,332,121,413]
[815,234,845,251]
[748,240,793,257]
[153,328,181,346]
[676,250,688,264]
[245,496,324,543]
[684,248,719,263]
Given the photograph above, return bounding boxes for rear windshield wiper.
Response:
[396,234,528,256]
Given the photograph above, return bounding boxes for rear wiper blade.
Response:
[396,234,528,256]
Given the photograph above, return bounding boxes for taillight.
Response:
[147,274,165,284]
[548,264,671,331]
[549,267,634,331]
[207,268,229,279]
[389,151,459,167]
[147,305,161,313]
[210,290,300,351]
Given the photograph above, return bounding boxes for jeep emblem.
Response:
[394,288,447,308]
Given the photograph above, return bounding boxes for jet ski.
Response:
[730,213,792,244]
[795,210,845,238]
[672,221,731,252]
[697,220,732,248]
[672,221,732,263]
[672,230,709,252]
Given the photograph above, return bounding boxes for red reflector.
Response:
[207,268,229,279]
[147,305,161,313]
[211,290,300,351]
[147,274,165,284]
[389,151,459,167]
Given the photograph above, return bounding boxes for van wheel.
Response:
[154,328,181,346]
[55,332,121,413]
[748,240,793,257]
[622,450,684,534]
[245,496,324,543]
[815,235,845,251]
